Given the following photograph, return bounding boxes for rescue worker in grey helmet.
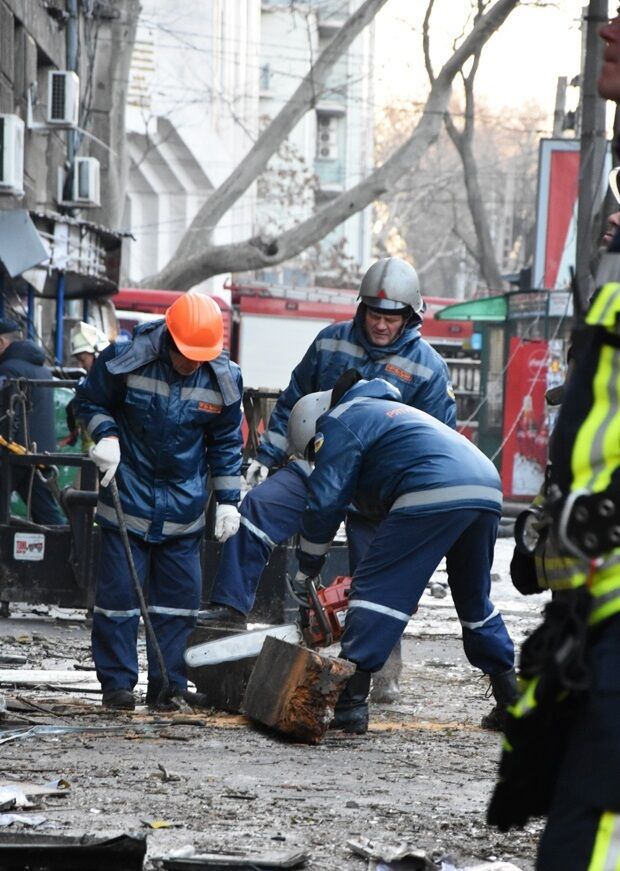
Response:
[287,374,516,735]
[200,257,456,701]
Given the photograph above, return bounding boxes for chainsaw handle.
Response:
[305,576,333,647]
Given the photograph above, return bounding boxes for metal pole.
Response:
[55,273,65,364]
[26,285,35,339]
[66,0,79,166]
[575,0,609,310]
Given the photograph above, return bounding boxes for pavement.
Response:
[0,537,549,871]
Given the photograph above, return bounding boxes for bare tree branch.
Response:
[155,0,390,269]
[143,0,519,289]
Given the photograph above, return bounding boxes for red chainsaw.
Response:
[184,575,352,668]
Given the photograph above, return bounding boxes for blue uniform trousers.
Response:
[209,465,374,614]
[340,509,514,675]
[536,616,620,871]
[93,528,202,693]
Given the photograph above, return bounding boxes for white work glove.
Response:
[245,459,269,489]
[214,504,241,543]
[89,436,120,487]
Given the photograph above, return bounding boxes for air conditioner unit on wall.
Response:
[57,156,101,207]
[0,114,25,196]
[47,70,80,127]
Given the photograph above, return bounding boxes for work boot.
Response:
[481,668,518,731]
[197,604,248,629]
[146,685,211,711]
[330,668,372,735]
[102,688,135,711]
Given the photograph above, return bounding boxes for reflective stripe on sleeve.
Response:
[347,599,411,623]
[87,413,116,435]
[298,537,331,555]
[212,476,240,490]
[262,431,288,451]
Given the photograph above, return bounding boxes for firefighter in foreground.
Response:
[201,258,455,697]
[487,11,620,868]
[285,374,515,734]
[74,293,243,710]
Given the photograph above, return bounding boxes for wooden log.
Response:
[242,636,356,744]
[186,626,257,713]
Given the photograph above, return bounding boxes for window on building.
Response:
[260,63,270,92]
[316,113,338,161]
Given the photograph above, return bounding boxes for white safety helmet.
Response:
[287,389,333,459]
[70,322,109,357]
[358,257,423,320]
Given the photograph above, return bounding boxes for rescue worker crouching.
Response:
[287,374,516,735]
[74,293,243,711]
[200,257,456,702]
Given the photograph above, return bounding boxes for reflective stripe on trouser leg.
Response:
[208,466,310,614]
[92,527,149,692]
[340,509,486,672]
[144,532,203,691]
[445,510,514,674]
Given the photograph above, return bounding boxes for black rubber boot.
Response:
[146,685,210,711]
[481,668,518,731]
[330,668,372,734]
[102,688,135,711]
[196,604,248,628]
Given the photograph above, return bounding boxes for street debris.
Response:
[347,837,439,869]
[0,778,69,809]
[154,847,310,869]
[0,831,147,870]
[0,813,50,828]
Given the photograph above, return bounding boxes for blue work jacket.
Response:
[74,321,243,542]
[256,311,456,468]
[297,379,501,575]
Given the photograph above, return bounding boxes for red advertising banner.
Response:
[501,338,551,500]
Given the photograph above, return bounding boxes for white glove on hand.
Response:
[289,570,318,603]
[214,504,241,543]
[89,436,120,487]
[245,459,269,489]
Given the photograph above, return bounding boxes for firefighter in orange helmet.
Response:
[74,292,243,711]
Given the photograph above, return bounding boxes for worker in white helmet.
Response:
[64,323,110,451]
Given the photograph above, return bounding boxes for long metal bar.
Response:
[55,273,66,364]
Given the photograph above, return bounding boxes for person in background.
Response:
[74,293,243,711]
[200,257,456,703]
[0,318,66,526]
[63,322,110,452]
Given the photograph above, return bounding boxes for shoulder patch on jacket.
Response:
[198,401,222,414]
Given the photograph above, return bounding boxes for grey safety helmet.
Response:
[358,257,423,323]
[287,389,333,459]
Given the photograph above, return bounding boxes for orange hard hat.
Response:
[165,293,223,362]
